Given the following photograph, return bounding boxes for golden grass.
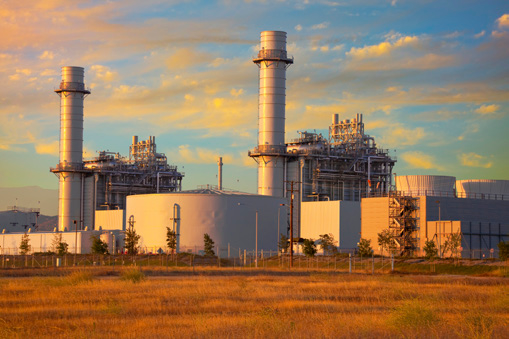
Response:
[0,270,507,338]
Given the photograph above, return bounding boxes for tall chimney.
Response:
[253,31,293,197]
[54,66,90,231]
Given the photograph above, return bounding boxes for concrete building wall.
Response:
[360,197,389,252]
[301,200,360,250]
[95,210,125,230]
[0,230,109,254]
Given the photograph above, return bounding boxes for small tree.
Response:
[423,239,438,260]
[166,227,177,256]
[302,238,317,257]
[19,233,31,255]
[91,236,109,255]
[203,233,215,256]
[125,226,141,255]
[52,233,69,255]
[319,233,338,255]
[357,238,373,257]
[498,241,509,261]
[279,233,290,253]
[443,232,462,258]
[377,229,396,256]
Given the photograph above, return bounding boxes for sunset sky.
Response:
[1,0,508,194]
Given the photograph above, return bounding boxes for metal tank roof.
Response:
[456,179,509,199]
[396,175,456,197]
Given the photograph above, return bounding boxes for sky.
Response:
[0,0,508,195]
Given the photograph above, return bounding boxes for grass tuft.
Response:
[390,299,440,329]
[120,268,145,283]
[65,270,94,285]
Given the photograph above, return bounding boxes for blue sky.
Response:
[0,0,508,194]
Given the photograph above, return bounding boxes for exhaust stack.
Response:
[252,31,293,197]
[54,66,90,231]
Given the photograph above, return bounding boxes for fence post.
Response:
[391,254,394,271]
[349,253,352,273]
[372,253,374,274]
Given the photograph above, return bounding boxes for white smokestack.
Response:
[54,66,90,231]
[218,157,223,190]
[253,31,293,197]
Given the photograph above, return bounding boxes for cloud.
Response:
[496,14,509,29]
[230,88,243,97]
[38,50,54,60]
[178,145,234,164]
[401,151,440,170]
[379,125,426,147]
[166,47,214,70]
[474,30,485,39]
[311,22,329,30]
[90,65,118,83]
[346,36,419,60]
[474,104,499,115]
[35,140,59,156]
[295,24,302,31]
[459,152,492,168]
[391,0,397,6]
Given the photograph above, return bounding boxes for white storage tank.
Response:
[125,188,287,255]
[396,175,456,197]
[456,179,509,200]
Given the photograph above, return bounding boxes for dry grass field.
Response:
[0,268,507,338]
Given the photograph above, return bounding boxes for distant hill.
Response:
[0,211,58,233]
[0,186,57,216]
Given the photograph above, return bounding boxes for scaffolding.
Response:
[388,192,420,256]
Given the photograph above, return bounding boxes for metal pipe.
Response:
[218,157,223,190]
[55,66,90,231]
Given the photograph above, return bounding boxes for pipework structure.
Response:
[52,66,90,231]
[51,67,184,231]
[250,30,293,197]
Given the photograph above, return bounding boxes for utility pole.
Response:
[285,181,300,268]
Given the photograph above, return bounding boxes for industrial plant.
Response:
[0,31,508,258]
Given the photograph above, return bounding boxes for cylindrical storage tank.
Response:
[125,189,288,254]
[456,179,509,200]
[396,175,456,197]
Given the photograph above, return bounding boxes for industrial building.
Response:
[2,31,508,258]
[248,31,395,245]
[50,66,183,232]
[361,175,509,258]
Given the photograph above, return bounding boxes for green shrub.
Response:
[120,268,145,283]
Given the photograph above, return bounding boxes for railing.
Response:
[50,162,86,172]
[365,190,508,201]
[57,81,90,92]
[254,49,293,62]
[249,145,286,155]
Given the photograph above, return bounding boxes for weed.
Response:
[65,270,94,285]
[389,299,440,329]
[120,268,145,283]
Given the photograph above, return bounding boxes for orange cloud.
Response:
[474,104,499,115]
[459,152,492,168]
[401,151,441,170]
